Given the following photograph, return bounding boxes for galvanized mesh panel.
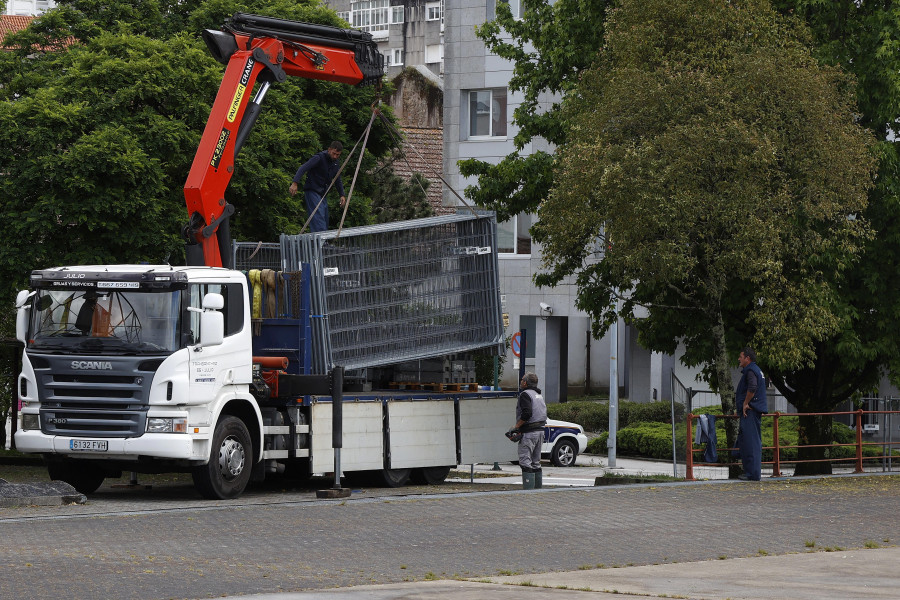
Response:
[233,242,283,271]
[283,214,504,372]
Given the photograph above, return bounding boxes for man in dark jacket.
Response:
[289,141,346,232]
[735,346,767,481]
[512,372,547,489]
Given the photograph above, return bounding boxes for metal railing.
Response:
[685,409,900,480]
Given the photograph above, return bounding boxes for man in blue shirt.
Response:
[289,141,347,232]
[736,346,767,481]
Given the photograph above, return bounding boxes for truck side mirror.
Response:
[199,292,225,347]
[15,290,33,344]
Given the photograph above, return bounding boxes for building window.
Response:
[337,11,350,23]
[497,213,533,255]
[511,0,524,19]
[425,43,442,64]
[468,89,507,138]
[391,5,404,24]
[387,48,404,67]
[426,1,443,22]
[351,0,390,33]
[487,0,522,20]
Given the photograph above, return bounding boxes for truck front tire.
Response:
[47,460,106,494]
[193,416,253,499]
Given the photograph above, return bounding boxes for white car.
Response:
[542,419,589,467]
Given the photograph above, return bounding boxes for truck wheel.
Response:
[379,468,411,487]
[411,466,452,485]
[193,416,253,499]
[47,460,105,494]
[550,439,578,467]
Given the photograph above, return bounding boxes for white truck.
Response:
[12,14,516,499]
[13,254,515,499]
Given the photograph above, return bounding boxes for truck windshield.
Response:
[28,289,181,354]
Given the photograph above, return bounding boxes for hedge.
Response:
[547,400,684,433]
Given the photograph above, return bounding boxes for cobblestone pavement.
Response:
[1,473,899,600]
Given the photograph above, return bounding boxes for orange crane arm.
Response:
[183,13,383,268]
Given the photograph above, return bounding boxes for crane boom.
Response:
[183,13,384,268]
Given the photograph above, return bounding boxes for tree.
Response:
[0,0,397,303]
[758,1,900,474]
[457,0,609,221]
[535,0,875,466]
[369,170,433,223]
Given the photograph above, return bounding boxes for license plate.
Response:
[70,440,108,452]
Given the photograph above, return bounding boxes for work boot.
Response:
[534,468,543,489]
[521,470,535,490]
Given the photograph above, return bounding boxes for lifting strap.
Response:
[298,100,482,236]
[248,269,262,318]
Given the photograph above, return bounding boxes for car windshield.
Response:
[29,288,181,354]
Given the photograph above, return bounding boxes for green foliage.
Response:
[547,400,684,433]
[0,32,210,295]
[537,0,876,447]
[548,401,608,432]
[473,336,509,386]
[586,432,608,455]
[0,0,407,302]
[369,171,434,223]
[756,2,900,419]
[616,422,685,460]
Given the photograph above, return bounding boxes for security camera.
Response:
[539,302,552,314]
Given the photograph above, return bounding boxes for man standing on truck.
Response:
[512,372,547,489]
[289,141,347,232]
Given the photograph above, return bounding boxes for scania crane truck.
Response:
[13,14,515,499]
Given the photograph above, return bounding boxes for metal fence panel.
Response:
[234,242,283,271]
[282,214,504,372]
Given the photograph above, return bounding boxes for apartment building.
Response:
[4,0,54,15]
[324,0,444,79]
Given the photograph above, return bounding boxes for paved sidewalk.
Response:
[3,472,899,599]
[453,452,893,487]
[234,547,900,599]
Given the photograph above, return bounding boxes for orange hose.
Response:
[253,356,289,370]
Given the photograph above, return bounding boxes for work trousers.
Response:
[518,429,543,471]
[304,190,328,232]
[738,409,763,481]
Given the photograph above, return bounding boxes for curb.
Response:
[0,480,86,507]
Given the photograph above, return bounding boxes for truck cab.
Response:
[15,265,261,497]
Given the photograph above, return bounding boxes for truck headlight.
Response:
[146,417,187,433]
[20,413,39,431]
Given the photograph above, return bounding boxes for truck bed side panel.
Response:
[310,401,383,473]
[386,400,456,469]
[459,396,518,464]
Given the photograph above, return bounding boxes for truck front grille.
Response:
[31,354,158,438]
[42,409,145,436]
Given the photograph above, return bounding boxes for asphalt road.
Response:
[2,471,900,600]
